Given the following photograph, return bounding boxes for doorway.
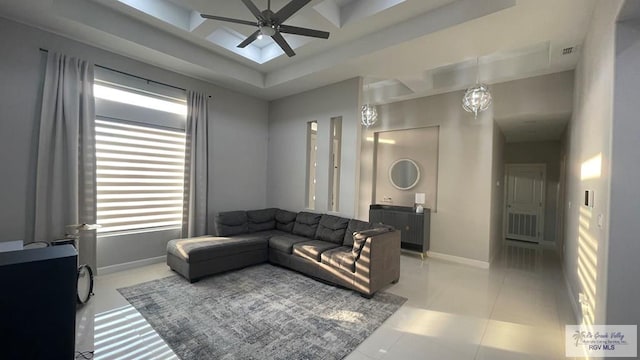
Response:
[504,164,546,243]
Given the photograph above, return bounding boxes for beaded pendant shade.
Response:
[361,104,378,127]
[462,57,492,118]
[462,83,492,118]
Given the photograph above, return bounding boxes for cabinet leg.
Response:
[420,253,424,261]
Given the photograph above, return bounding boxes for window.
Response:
[94,71,187,233]
[306,121,318,209]
[95,120,186,233]
[328,117,342,212]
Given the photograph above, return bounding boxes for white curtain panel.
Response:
[33,52,97,270]
[182,91,209,237]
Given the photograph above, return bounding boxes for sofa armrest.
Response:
[353,230,401,296]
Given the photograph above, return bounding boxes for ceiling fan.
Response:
[200,0,330,57]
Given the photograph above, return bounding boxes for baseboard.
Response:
[97,255,166,276]
[562,265,582,324]
[426,251,490,269]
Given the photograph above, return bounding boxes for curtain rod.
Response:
[39,48,187,92]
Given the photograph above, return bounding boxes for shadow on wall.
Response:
[576,152,602,327]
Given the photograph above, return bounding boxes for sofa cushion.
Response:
[275,209,297,232]
[250,230,288,238]
[352,227,393,260]
[314,215,350,244]
[269,235,310,254]
[167,235,267,263]
[321,246,356,273]
[292,212,322,238]
[247,208,277,232]
[342,219,374,246]
[292,240,341,262]
[215,211,248,236]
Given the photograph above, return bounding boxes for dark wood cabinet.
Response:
[370,205,430,256]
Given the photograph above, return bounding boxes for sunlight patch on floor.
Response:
[94,305,178,360]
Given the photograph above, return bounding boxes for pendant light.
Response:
[361,82,378,127]
[462,58,492,118]
[361,104,378,127]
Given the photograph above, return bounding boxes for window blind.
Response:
[95,119,186,233]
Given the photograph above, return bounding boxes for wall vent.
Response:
[507,213,538,238]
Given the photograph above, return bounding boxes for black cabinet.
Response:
[0,245,77,359]
[370,205,430,256]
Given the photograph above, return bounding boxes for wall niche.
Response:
[374,126,439,210]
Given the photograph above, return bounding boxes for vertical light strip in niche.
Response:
[306,121,318,209]
[328,117,342,212]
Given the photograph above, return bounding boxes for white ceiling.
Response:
[0,0,596,141]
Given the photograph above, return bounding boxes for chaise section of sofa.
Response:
[166,235,269,282]
[167,208,401,297]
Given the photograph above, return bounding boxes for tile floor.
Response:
[82,241,578,359]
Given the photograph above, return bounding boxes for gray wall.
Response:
[267,78,361,217]
[360,92,497,263]
[0,20,44,245]
[492,71,575,118]
[0,18,269,268]
[504,141,561,244]
[607,4,640,326]
[563,0,624,326]
[374,127,439,210]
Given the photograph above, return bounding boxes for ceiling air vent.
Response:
[562,46,576,55]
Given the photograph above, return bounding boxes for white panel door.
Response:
[505,164,545,242]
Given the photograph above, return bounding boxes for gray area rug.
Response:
[118,264,406,360]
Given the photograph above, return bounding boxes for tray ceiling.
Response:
[0,0,595,101]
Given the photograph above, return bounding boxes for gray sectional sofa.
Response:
[167,208,401,297]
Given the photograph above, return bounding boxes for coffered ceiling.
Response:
[0,0,595,103]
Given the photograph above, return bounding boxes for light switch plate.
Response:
[584,190,594,207]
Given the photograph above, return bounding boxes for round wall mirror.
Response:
[388,159,420,190]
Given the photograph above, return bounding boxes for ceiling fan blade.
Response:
[200,14,257,27]
[272,32,296,57]
[240,0,264,21]
[238,30,260,48]
[274,0,311,23]
[278,25,329,39]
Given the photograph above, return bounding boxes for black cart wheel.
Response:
[77,264,94,305]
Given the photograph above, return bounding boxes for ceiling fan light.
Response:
[260,25,276,37]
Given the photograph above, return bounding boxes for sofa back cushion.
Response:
[292,212,322,238]
[343,219,374,246]
[215,211,248,236]
[352,227,393,260]
[247,208,277,232]
[314,215,350,244]
[275,209,297,232]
